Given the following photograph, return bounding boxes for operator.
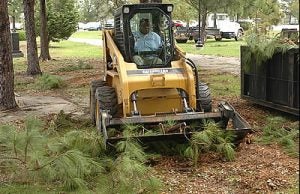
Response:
[133,18,162,66]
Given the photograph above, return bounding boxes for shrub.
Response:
[17,30,26,41]
[57,60,93,72]
[35,73,64,90]
[238,21,253,31]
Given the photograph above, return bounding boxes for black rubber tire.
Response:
[90,80,107,125]
[234,29,243,41]
[197,82,212,112]
[176,39,188,43]
[95,86,118,117]
[215,37,222,41]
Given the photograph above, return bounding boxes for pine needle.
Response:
[244,33,297,67]
[185,121,237,165]
[256,116,299,158]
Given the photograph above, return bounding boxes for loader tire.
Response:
[198,82,212,112]
[90,80,107,125]
[95,86,118,117]
[95,86,118,135]
[234,29,243,41]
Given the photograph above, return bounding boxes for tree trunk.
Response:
[39,0,51,61]
[213,13,217,28]
[0,0,18,110]
[289,14,292,24]
[23,0,42,75]
[200,8,208,44]
[12,15,16,32]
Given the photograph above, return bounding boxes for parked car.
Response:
[104,23,114,29]
[77,22,85,30]
[83,22,101,31]
[172,20,184,27]
[104,19,114,29]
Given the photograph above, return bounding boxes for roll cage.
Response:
[114,4,174,68]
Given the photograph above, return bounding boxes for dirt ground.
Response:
[0,56,298,193]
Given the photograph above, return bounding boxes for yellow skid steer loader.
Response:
[90,0,251,146]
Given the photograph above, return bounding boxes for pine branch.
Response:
[0,156,27,167]
[24,132,29,163]
[13,134,18,157]
[31,149,73,171]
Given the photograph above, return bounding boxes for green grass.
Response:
[50,40,102,58]
[13,40,103,72]
[70,31,244,57]
[176,39,246,57]
[70,30,102,39]
[202,72,240,97]
[13,57,27,72]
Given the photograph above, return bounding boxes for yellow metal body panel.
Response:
[103,30,196,117]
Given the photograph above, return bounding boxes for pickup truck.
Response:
[174,26,221,43]
[191,27,222,42]
[174,13,243,43]
[174,27,192,43]
[207,13,244,41]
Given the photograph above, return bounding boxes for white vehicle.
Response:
[207,13,243,41]
[77,22,85,30]
[104,19,114,29]
[83,22,101,31]
[10,22,23,30]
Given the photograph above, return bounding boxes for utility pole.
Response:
[195,0,203,47]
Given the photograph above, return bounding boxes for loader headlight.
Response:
[167,5,173,12]
[123,7,130,13]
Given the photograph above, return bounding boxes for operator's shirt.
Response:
[133,31,161,53]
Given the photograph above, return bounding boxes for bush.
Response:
[57,60,93,72]
[17,30,26,41]
[35,73,64,90]
[238,21,253,31]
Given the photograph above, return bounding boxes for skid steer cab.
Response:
[90,1,251,147]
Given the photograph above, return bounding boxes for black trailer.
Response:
[241,46,299,116]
